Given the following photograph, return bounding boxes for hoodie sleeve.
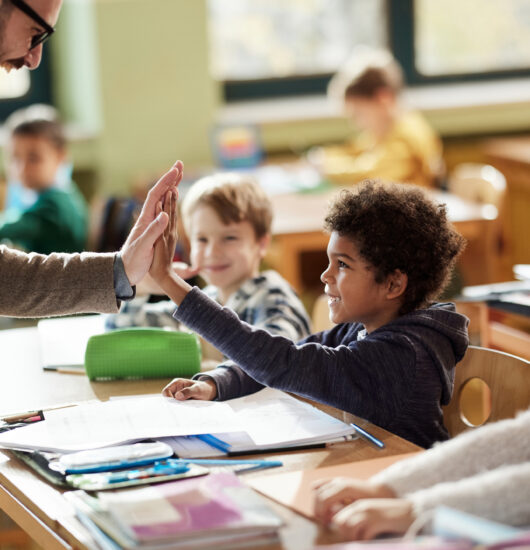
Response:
[192,278,311,401]
[175,287,416,427]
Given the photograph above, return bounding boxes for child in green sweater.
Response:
[0,105,88,254]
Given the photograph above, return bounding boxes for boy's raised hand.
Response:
[149,182,180,286]
[148,164,193,306]
[162,378,218,401]
[139,262,200,295]
[121,160,183,285]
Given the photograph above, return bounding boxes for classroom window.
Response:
[390,0,530,85]
[414,0,530,77]
[207,0,387,101]
[210,0,530,101]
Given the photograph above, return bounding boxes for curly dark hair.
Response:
[324,181,466,314]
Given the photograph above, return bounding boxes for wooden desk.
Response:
[269,188,498,292]
[0,325,419,550]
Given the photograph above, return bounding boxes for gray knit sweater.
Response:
[372,409,530,527]
[173,287,469,448]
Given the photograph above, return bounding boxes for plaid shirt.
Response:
[106,270,311,378]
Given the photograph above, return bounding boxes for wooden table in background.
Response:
[484,136,530,267]
[0,325,420,550]
[269,188,498,292]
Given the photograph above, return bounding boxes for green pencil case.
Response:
[84,328,201,381]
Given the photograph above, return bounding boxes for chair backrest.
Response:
[449,162,511,281]
[95,197,140,252]
[443,345,530,437]
[312,294,334,332]
[448,163,506,207]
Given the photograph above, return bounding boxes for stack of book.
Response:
[66,471,283,549]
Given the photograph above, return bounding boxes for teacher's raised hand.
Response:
[121,160,183,286]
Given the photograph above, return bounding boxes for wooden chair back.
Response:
[443,345,530,437]
[448,163,506,207]
[448,162,511,281]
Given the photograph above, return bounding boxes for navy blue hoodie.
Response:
[175,289,469,448]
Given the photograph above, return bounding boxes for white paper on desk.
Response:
[38,314,107,369]
[0,388,356,455]
[0,396,241,453]
[227,388,355,449]
[164,389,357,457]
[251,164,322,195]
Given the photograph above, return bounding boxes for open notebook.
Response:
[38,315,107,371]
[0,389,358,454]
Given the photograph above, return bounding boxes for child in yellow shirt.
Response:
[311,48,443,188]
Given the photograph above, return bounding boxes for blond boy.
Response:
[108,173,311,399]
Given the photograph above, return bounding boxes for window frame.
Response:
[224,73,333,102]
[388,0,530,86]
[219,0,530,102]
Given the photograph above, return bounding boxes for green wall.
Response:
[52,0,220,196]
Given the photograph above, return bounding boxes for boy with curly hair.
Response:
[153,180,468,448]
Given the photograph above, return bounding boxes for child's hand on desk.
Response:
[313,478,396,525]
[327,498,415,541]
[162,378,217,401]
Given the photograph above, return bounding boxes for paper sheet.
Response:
[0,396,241,452]
[0,388,356,454]
[228,389,354,447]
[38,315,107,369]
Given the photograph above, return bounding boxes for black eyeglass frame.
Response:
[10,0,55,51]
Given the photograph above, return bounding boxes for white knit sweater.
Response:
[372,409,530,526]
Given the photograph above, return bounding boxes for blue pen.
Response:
[350,422,385,449]
[105,462,190,483]
[169,458,282,467]
[194,433,232,454]
[166,458,282,472]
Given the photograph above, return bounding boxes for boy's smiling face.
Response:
[321,231,403,332]
[188,204,268,303]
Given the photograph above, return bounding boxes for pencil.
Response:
[56,368,86,375]
[0,402,79,423]
[1,410,42,423]
[350,422,385,449]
